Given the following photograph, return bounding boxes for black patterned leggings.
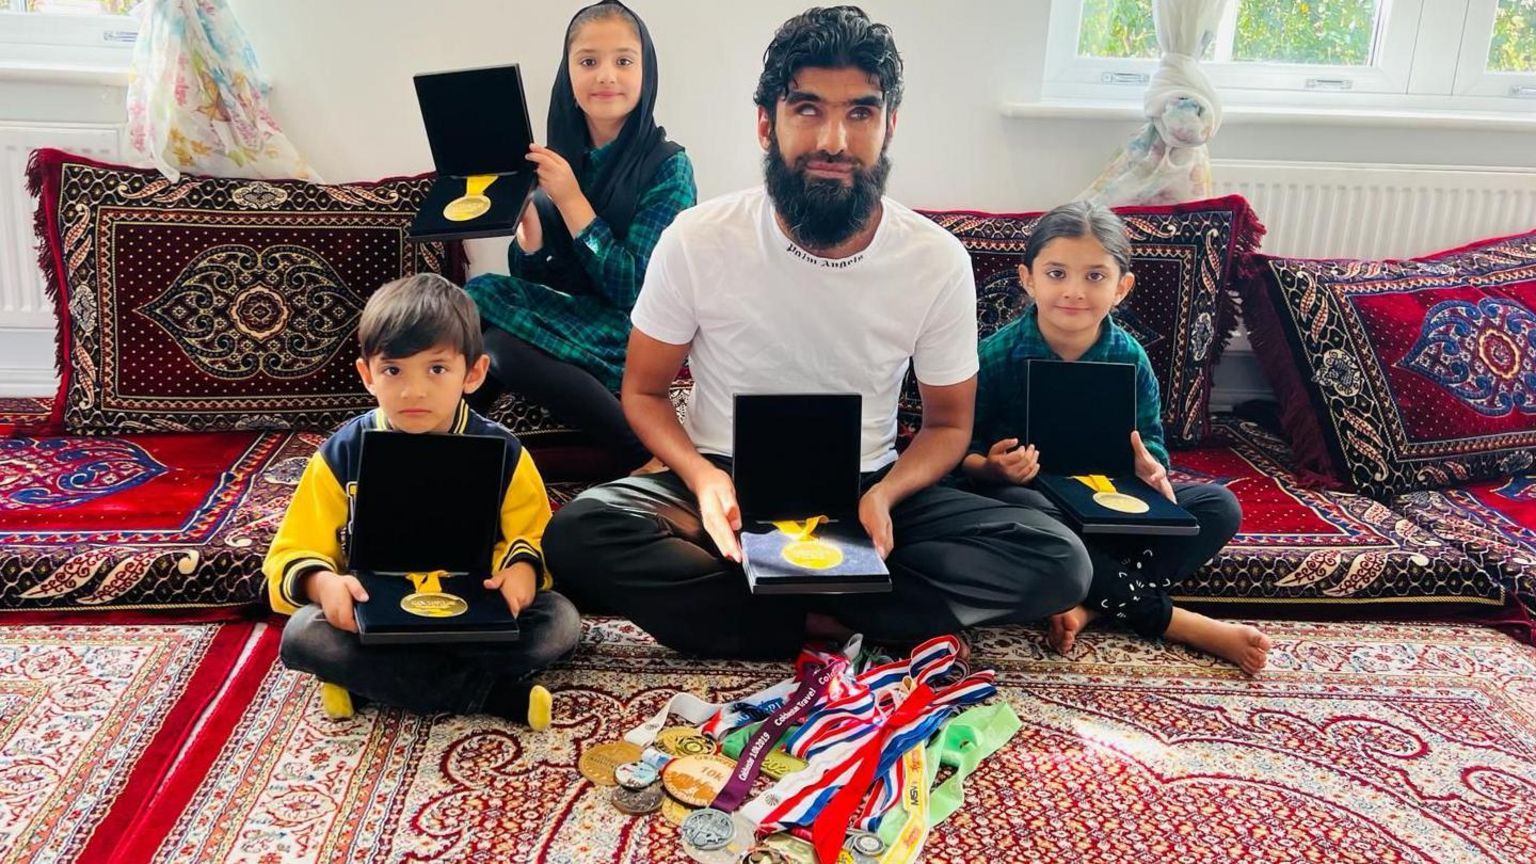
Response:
[974,481,1242,639]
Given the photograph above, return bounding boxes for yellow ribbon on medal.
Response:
[400,569,468,618]
[1071,474,1150,514]
[772,515,844,570]
[443,174,495,222]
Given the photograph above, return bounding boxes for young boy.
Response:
[264,274,580,726]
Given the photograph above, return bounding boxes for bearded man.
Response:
[544,6,1089,658]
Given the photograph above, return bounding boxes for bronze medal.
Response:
[610,781,663,815]
[579,740,642,786]
[1092,491,1150,514]
[661,753,735,808]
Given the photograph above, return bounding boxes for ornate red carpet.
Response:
[0,619,266,863]
[81,618,1536,864]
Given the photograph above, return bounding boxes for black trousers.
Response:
[974,481,1242,639]
[543,459,1093,659]
[478,327,649,470]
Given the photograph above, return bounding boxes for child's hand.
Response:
[308,570,369,634]
[984,438,1040,486]
[526,144,582,210]
[486,563,537,617]
[1131,431,1176,502]
[515,203,542,253]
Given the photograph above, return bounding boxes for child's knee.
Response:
[279,604,352,677]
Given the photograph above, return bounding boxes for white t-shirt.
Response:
[631,186,978,471]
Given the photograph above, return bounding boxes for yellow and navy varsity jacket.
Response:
[263,400,552,616]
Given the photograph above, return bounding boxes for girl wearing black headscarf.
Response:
[465,0,693,470]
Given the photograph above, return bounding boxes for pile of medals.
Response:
[578,635,1022,864]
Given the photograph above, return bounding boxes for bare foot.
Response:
[629,456,667,476]
[1047,605,1097,656]
[1164,607,1273,675]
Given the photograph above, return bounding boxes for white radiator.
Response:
[1212,159,1536,259]
[0,123,120,327]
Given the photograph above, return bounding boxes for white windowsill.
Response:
[1001,99,1536,132]
[0,61,130,86]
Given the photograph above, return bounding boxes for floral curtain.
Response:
[1080,0,1228,206]
[126,0,318,181]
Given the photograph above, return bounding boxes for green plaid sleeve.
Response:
[1132,346,1170,469]
[571,151,696,309]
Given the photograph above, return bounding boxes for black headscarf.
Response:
[535,0,681,292]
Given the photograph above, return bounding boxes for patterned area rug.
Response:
[0,619,264,864]
[120,619,1536,863]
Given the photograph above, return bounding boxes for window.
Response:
[0,0,140,68]
[1044,0,1536,110]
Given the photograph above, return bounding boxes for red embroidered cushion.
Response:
[919,195,1263,446]
[1239,229,1536,498]
[27,149,465,434]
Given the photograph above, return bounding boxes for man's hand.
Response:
[485,562,538,617]
[1132,431,1176,502]
[859,482,895,559]
[690,467,742,562]
[307,570,369,634]
[982,438,1040,486]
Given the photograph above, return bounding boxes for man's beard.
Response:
[764,135,891,251]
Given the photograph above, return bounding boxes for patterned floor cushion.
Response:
[1393,478,1536,618]
[1174,416,1504,609]
[0,431,593,615]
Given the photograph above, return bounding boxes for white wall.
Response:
[232,0,1536,213]
[3,0,1535,395]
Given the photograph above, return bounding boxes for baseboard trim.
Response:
[0,368,59,397]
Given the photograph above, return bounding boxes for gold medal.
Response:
[661,793,695,826]
[443,174,495,222]
[656,726,718,757]
[661,753,735,808]
[399,570,466,617]
[760,748,807,780]
[780,539,842,570]
[579,740,642,786]
[1092,491,1149,514]
[771,516,841,570]
[1071,475,1150,514]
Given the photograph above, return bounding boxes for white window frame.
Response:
[1043,0,1536,111]
[0,1,139,69]
[1454,0,1536,97]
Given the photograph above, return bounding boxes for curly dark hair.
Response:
[753,6,904,116]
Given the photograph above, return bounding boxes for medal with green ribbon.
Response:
[772,515,843,570]
[1072,474,1149,514]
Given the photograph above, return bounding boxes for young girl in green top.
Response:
[465,0,696,470]
[963,201,1271,675]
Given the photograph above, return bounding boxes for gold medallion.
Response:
[400,592,468,617]
[661,753,735,808]
[443,174,496,222]
[760,748,807,780]
[1092,491,1150,514]
[656,726,718,757]
[661,793,695,826]
[780,539,843,570]
[579,740,642,786]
